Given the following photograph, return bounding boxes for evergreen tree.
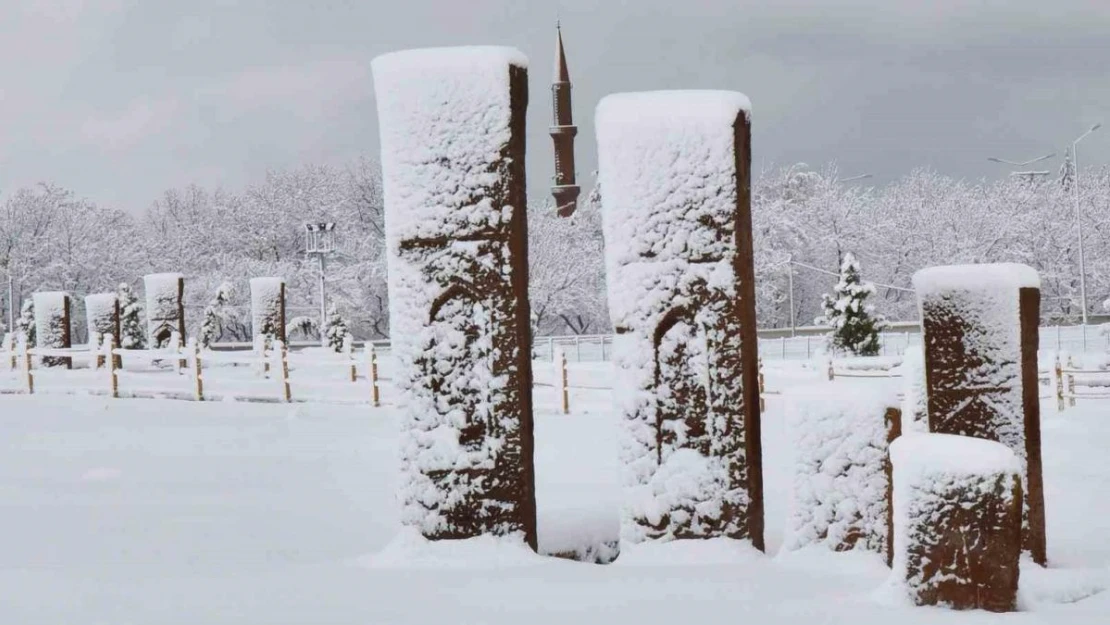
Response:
[15,299,35,346]
[199,282,237,349]
[816,252,886,356]
[118,283,145,349]
[323,303,350,353]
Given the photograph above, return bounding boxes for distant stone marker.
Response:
[33,291,72,368]
[596,90,763,547]
[372,46,536,549]
[913,263,1046,566]
[144,273,186,348]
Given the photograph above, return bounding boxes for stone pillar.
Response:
[596,91,763,547]
[890,434,1022,612]
[783,387,900,563]
[372,47,536,548]
[33,291,72,368]
[144,273,186,348]
[85,293,121,368]
[913,264,1046,565]
[250,277,286,345]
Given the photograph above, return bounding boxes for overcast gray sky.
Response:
[2,0,1109,214]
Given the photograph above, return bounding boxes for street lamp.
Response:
[305,222,337,346]
[1072,123,1102,349]
[837,173,873,183]
[987,153,1055,184]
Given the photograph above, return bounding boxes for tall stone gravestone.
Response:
[912,264,1046,565]
[144,273,186,348]
[372,47,536,548]
[33,291,72,368]
[595,90,763,547]
[85,293,121,368]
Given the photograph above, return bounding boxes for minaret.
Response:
[550,22,579,217]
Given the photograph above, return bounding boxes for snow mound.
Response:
[891,433,1021,478]
[357,527,544,570]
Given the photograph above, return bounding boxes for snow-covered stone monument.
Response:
[888,434,1022,612]
[143,273,186,348]
[250,277,286,345]
[913,264,1046,566]
[783,387,901,564]
[33,291,72,368]
[596,91,764,547]
[372,47,537,548]
[85,293,121,368]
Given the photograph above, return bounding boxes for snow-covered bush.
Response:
[816,252,885,356]
[596,90,760,544]
[323,303,350,353]
[250,277,285,346]
[16,299,35,346]
[782,385,900,560]
[373,46,535,543]
[118,283,145,349]
[85,293,119,344]
[198,282,239,349]
[887,434,1022,612]
[285,316,318,341]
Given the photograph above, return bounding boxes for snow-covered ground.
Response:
[0,361,1106,623]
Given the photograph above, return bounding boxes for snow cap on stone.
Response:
[912,263,1039,297]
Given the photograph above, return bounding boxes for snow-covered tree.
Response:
[199,282,239,348]
[323,303,350,352]
[15,299,34,346]
[118,283,145,349]
[286,316,318,341]
[816,253,886,356]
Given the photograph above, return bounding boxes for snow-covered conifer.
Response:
[118,283,145,349]
[816,253,885,356]
[16,299,35,346]
[323,303,349,353]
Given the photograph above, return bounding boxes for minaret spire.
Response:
[550,21,579,217]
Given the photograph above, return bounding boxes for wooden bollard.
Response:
[279,341,291,402]
[368,345,380,408]
[758,357,765,412]
[104,334,119,399]
[1066,355,1076,408]
[559,348,569,415]
[189,338,204,401]
[828,358,835,381]
[1055,355,1065,412]
[20,335,33,394]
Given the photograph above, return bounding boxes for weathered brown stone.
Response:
[915,265,1046,565]
[892,435,1022,612]
[144,273,186,348]
[372,48,536,549]
[596,91,762,547]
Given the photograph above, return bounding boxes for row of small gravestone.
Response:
[24,274,286,365]
[376,46,1040,613]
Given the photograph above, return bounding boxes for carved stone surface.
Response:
[596,91,762,547]
[372,47,536,548]
[144,273,186,348]
[913,264,1046,565]
[891,434,1022,612]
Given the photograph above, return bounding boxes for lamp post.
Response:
[986,153,1055,184]
[837,173,873,183]
[305,222,337,346]
[1072,123,1102,349]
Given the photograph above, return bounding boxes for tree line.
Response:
[1,158,1106,342]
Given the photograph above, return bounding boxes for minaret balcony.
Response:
[549,125,578,137]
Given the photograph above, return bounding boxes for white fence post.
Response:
[558,348,569,415]
[343,335,355,382]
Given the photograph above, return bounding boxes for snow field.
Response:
[0,359,1105,623]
